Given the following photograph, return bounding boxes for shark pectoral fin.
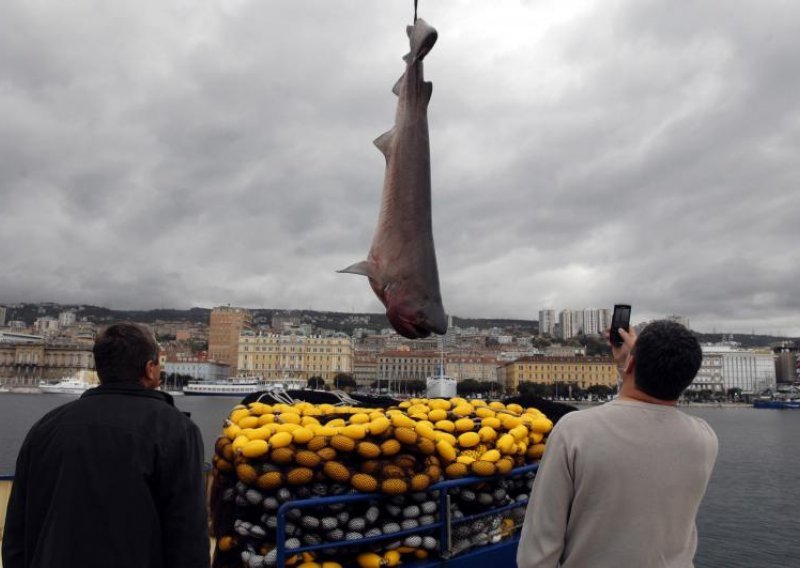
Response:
[373,129,395,157]
[338,260,376,278]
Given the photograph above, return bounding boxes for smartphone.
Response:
[610,304,631,347]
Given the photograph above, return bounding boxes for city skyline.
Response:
[2,300,798,341]
[1,1,798,336]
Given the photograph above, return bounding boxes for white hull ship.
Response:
[39,374,97,395]
[426,373,457,398]
[183,378,305,397]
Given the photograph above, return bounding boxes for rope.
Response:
[414,0,418,22]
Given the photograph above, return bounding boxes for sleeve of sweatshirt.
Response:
[160,420,211,568]
[516,419,574,568]
[2,438,30,568]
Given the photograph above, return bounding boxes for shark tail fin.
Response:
[407,20,438,62]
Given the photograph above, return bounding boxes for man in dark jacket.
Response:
[2,322,210,568]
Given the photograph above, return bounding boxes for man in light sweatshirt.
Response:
[517,320,718,568]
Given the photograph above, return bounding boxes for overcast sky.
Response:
[1,0,798,336]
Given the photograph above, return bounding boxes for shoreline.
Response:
[569,400,753,409]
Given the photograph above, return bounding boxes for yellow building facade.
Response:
[499,355,617,392]
[238,333,353,382]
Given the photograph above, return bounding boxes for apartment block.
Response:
[208,306,252,375]
[549,308,613,338]
[538,309,556,337]
[558,310,574,340]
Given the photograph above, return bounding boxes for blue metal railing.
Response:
[274,463,538,567]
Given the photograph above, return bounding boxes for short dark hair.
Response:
[632,320,702,401]
[93,322,159,384]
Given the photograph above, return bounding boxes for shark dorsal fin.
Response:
[373,129,395,157]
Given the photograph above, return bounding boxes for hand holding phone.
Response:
[610,304,631,347]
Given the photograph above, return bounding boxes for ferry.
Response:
[183,378,305,397]
[426,373,457,398]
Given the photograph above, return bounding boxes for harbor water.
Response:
[1,393,798,567]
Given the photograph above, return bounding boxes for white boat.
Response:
[426,373,457,398]
[39,376,96,395]
[183,378,305,397]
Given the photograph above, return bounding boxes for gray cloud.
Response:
[1,0,798,335]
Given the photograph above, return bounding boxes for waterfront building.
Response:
[0,338,95,387]
[377,350,441,383]
[774,345,798,384]
[208,306,252,375]
[352,351,378,387]
[538,309,556,337]
[498,355,617,393]
[691,350,725,394]
[238,332,353,383]
[374,349,500,384]
[700,344,777,394]
[163,357,230,381]
[446,353,499,383]
[0,306,6,327]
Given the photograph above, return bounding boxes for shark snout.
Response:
[387,302,447,339]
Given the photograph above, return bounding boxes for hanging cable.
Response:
[414,0,418,22]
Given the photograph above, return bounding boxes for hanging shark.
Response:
[340,18,447,339]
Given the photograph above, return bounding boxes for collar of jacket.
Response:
[81,381,176,407]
